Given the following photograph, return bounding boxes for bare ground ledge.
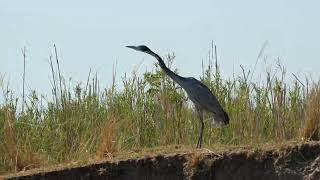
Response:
[3,142,320,180]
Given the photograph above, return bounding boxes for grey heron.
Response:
[126,45,229,148]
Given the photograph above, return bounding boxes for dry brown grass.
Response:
[3,109,22,172]
[300,83,320,141]
[3,109,41,172]
[96,116,118,159]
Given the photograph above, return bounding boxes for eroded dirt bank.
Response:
[4,142,320,180]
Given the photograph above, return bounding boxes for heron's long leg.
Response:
[196,109,204,148]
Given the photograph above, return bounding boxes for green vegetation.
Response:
[0,46,319,174]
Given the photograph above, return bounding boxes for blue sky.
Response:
[1,0,320,96]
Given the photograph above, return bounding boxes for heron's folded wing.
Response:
[187,82,223,113]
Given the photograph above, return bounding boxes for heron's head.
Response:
[126,45,153,54]
[211,110,229,127]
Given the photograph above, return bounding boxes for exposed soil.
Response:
[3,141,320,180]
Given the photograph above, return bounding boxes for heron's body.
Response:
[126,45,229,148]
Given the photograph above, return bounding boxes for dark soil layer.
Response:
[4,142,320,180]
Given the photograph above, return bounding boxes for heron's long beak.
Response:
[126,46,138,51]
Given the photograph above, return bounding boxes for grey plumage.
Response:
[126,45,229,148]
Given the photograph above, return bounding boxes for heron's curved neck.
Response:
[149,51,185,85]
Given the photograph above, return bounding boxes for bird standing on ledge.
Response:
[126,45,229,148]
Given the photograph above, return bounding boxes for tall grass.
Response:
[0,46,319,174]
